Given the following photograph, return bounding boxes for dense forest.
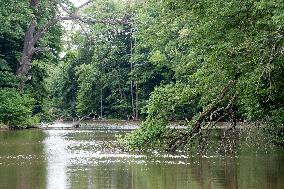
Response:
[0,0,283,151]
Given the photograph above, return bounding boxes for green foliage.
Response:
[0,0,63,125]
[61,0,138,118]
[45,59,78,118]
[39,0,283,149]
[265,108,284,146]
[0,0,31,39]
[75,63,101,115]
[0,58,19,88]
[0,89,38,128]
[124,118,168,150]
[0,1,34,127]
[125,0,284,149]
[46,0,170,120]
[144,83,200,121]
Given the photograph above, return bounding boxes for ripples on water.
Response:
[0,122,283,189]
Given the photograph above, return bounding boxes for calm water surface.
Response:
[0,123,283,189]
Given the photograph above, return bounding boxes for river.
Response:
[0,122,283,189]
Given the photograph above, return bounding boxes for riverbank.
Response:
[39,120,262,130]
[1,120,263,131]
[0,123,40,131]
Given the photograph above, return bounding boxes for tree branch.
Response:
[17,0,129,90]
[166,80,236,152]
[58,0,129,25]
[33,18,60,44]
[77,0,93,9]
[32,47,52,54]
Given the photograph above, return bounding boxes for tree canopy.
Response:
[0,0,283,149]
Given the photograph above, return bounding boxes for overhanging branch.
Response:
[17,0,130,91]
[166,80,236,152]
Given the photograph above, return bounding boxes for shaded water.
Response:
[0,123,283,189]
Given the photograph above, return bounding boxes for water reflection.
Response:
[44,130,70,189]
[42,129,284,189]
[0,127,283,189]
[0,130,46,189]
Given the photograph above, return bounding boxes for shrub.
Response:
[0,89,38,128]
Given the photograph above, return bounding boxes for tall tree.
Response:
[125,0,284,151]
[17,0,129,90]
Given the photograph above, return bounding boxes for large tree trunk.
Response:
[17,23,38,90]
[16,0,129,91]
[16,1,38,91]
[16,0,57,90]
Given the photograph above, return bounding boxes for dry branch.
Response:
[166,80,236,152]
